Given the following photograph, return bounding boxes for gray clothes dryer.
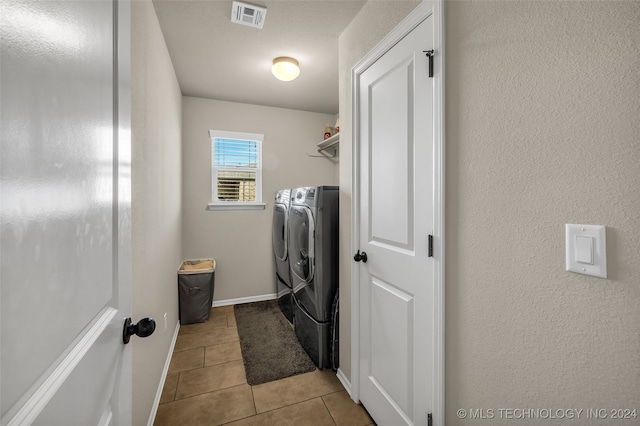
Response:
[273,189,293,322]
[288,186,339,368]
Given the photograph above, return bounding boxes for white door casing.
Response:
[1,0,132,424]
[351,2,444,425]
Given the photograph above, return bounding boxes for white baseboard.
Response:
[212,293,276,307]
[336,368,354,401]
[147,320,180,426]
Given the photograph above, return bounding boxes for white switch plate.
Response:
[566,224,607,278]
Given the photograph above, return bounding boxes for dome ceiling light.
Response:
[272,57,300,82]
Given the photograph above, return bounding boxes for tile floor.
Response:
[154,305,374,426]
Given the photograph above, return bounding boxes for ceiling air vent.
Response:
[231,1,267,29]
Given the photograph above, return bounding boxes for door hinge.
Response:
[428,234,434,257]
[423,50,434,78]
[428,413,433,426]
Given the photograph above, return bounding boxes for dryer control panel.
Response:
[293,187,315,204]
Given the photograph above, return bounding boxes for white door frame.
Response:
[350,0,445,423]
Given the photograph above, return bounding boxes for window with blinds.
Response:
[209,130,264,209]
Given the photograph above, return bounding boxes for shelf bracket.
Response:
[307,148,336,158]
[308,133,339,158]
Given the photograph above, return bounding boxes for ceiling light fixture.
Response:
[272,57,300,82]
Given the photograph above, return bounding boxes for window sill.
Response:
[206,203,266,211]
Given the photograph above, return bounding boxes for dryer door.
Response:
[289,205,315,283]
[272,203,288,261]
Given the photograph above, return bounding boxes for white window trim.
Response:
[208,130,265,211]
[206,203,265,211]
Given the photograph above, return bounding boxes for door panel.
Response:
[369,277,413,414]
[33,312,121,425]
[1,1,114,410]
[357,11,436,426]
[369,58,414,251]
[1,0,131,423]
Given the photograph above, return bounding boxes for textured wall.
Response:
[445,1,640,424]
[181,96,337,302]
[131,1,183,424]
[338,0,421,385]
[338,1,640,420]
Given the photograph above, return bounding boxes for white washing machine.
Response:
[272,189,293,322]
[288,186,339,368]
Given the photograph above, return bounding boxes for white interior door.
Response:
[354,3,443,425]
[1,0,132,424]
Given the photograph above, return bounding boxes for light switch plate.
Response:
[566,224,607,278]
[575,235,593,264]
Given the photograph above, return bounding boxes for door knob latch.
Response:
[123,317,156,344]
[353,250,368,263]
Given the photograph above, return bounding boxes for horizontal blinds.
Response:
[213,137,260,202]
[214,138,258,168]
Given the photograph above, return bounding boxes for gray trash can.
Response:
[178,259,216,325]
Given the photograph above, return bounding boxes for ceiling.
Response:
[152,0,367,115]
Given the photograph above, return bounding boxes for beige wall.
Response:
[131,1,183,425]
[445,1,640,423]
[129,0,639,422]
[337,0,421,384]
[339,0,640,421]
[182,97,337,302]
